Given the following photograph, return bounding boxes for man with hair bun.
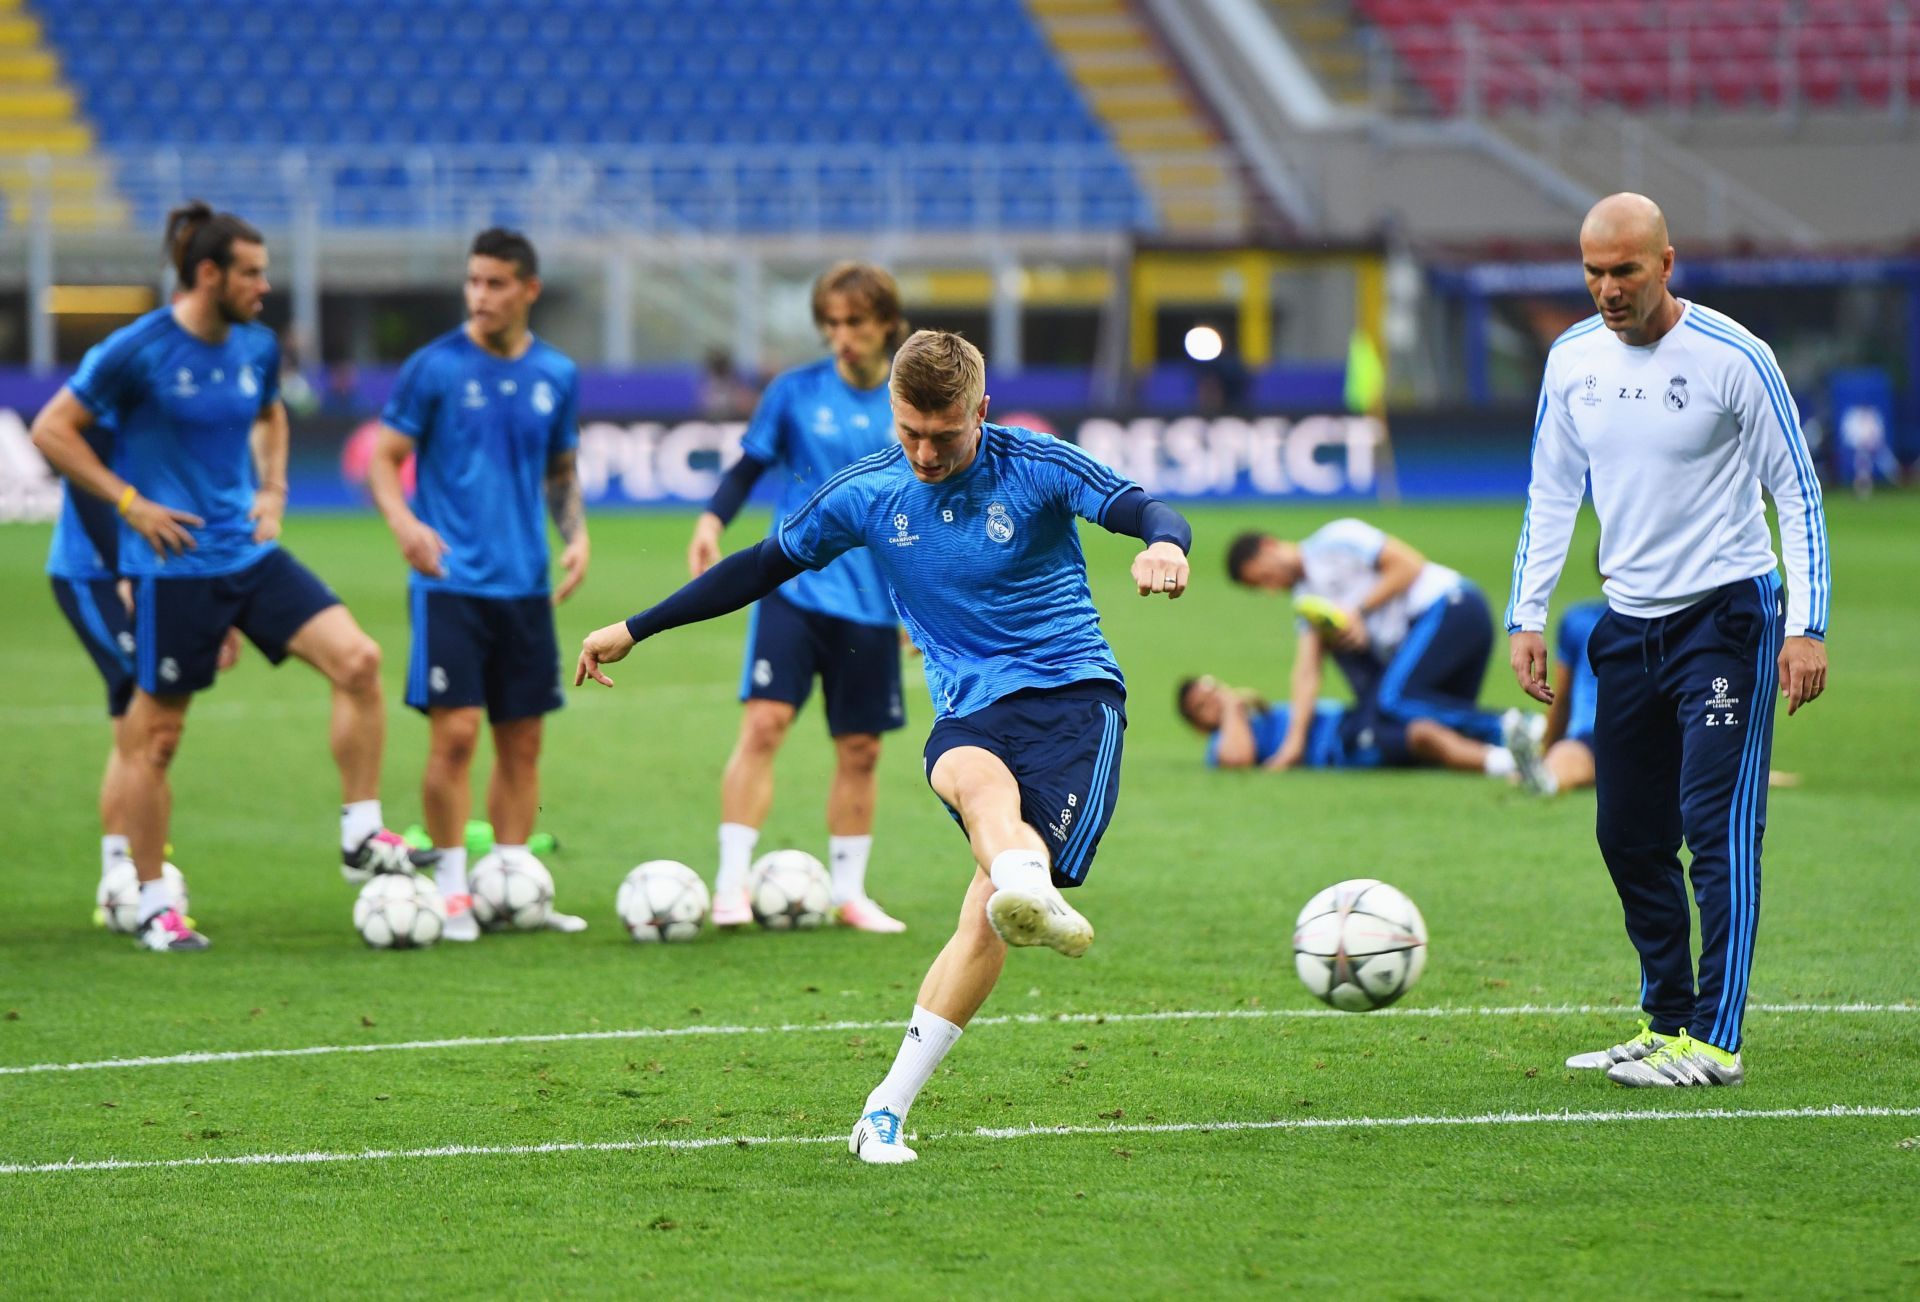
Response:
[577,329,1194,1163]
[685,262,912,933]
[30,201,414,951]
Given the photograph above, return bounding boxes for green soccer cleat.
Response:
[1565,1018,1673,1070]
[1605,1030,1744,1087]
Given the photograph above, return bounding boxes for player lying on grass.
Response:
[31,202,415,952]
[1228,519,1509,757]
[686,262,912,933]
[576,330,1192,1164]
[1177,675,1549,788]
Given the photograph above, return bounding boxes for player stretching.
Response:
[578,331,1192,1163]
[31,202,415,951]
[1227,519,1512,769]
[687,263,910,933]
[369,228,590,940]
[1508,193,1829,1086]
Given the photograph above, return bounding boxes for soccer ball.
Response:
[469,852,554,931]
[1292,878,1428,1012]
[353,874,446,949]
[97,860,188,933]
[747,850,833,931]
[616,860,710,943]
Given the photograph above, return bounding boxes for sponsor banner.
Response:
[1,406,1516,523]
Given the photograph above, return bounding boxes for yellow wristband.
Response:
[116,485,136,516]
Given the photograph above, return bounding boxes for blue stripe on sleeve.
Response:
[1683,313,1828,634]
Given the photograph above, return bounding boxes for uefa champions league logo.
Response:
[986,502,1015,544]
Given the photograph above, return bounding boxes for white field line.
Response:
[4,1002,1914,1078]
[5,1104,1917,1178]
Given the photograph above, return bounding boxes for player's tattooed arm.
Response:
[547,450,590,603]
[546,450,586,542]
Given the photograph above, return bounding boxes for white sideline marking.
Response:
[4,1002,1913,1077]
[5,1105,1916,1178]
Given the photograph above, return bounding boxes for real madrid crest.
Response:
[1664,375,1688,411]
[986,502,1015,544]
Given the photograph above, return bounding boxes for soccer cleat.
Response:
[1565,1018,1673,1069]
[137,908,210,952]
[440,893,481,942]
[710,886,754,927]
[1502,708,1555,796]
[849,1109,917,1164]
[835,896,907,934]
[1606,1030,1744,1087]
[540,907,589,933]
[986,882,1093,958]
[342,829,419,884]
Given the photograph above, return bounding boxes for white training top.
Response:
[1506,301,1829,639]
[1299,517,1463,658]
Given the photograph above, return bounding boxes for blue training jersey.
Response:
[381,328,580,599]
[46,415,118,582]
[740,358,896,628]
[1556,600,1606,742]
[66,307,282,579]
[776,422,1136,719]
[1206,702,1354,768]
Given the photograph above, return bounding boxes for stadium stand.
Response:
[31,0,1153,234]
[1357,0,1920,114]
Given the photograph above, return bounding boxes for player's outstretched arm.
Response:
[575,536,805,687]
[1102,488,1193,597]
[31,387,202,554]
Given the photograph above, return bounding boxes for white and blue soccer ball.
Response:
[748,850,833,931]
[1292,878,1428,1012]
[96,860,188,934]
[617,860,709,943]
[469,852,554,931]
[353,873,446,949]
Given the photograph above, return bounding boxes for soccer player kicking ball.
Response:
[369,229,590,940]
[577,331,1192,1162]
[30,202,415,951]
[1508,193,1829,1086]
[686,263,912,933]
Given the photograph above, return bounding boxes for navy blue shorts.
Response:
[134,549,338,696]
[52,577,136,717]
[740,588,904,737]
[1336,712,1413,768]
[406,589,563,722]
[923,680,1126,889]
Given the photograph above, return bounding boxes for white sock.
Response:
[138,876,171,923]
[1482,747,1517,778]
[495,843,529,861]
[434,847,469,899]
[989,848,1050,896]
[101,834,130,880]
[863,1005,964,1123]
[341,800,384,852]
[829,834,873,904]
[716,822,759,897]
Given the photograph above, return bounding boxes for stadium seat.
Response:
[40,0,1144,234]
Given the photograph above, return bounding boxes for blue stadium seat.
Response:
[44,0,1146,234]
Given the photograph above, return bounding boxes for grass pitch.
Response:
[3,497,1917,1297]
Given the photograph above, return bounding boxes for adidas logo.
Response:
[906,1025,922,1042]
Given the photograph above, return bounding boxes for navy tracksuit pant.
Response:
[1588,573,1784,1054]
[1361,583,1506,744]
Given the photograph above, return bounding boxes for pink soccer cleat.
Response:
[834,896,907,934]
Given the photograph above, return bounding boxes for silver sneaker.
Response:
[1566,1019,1672,1069]
[1606,1031,1744,1087]
[1502,708,1555,796]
